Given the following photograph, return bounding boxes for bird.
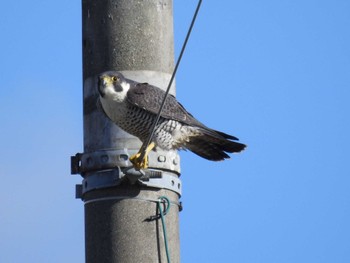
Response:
[98,71,246,170]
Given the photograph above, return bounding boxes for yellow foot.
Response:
[129,142,156,170]
[130,152,149,170]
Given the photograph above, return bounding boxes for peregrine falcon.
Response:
[98,71,246,169]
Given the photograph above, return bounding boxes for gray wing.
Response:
[127,82,242,144]
[127,82,203,127]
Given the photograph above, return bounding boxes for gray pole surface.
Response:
[80,0,181,262]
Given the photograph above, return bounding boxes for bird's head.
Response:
[98,71,130,102]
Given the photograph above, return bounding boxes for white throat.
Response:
[103,81,130,103]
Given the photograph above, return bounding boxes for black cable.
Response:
[139,0,203,161]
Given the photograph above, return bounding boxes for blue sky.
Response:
[1,0,350,262]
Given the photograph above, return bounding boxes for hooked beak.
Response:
[98,75,110,97]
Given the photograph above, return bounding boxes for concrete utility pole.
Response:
[72,0,181,262]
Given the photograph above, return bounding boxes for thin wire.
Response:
[158,196,171,263]
[83,195,181,207]
[139,0,203,161]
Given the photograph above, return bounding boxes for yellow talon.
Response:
[130,152,149,170]
[129,142,156,170]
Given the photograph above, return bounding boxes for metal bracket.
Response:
[72,150,182,198]
[71,148,180,174]
[71,149,131,174]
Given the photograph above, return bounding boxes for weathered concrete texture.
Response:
[83,0,174,78]
[84,186,180,263]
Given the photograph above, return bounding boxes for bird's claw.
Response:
[130,152,149,170]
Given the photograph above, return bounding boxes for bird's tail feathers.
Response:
[185,127,246,161]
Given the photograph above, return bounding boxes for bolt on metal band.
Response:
[75,167,182,199]
[71,148,180,175]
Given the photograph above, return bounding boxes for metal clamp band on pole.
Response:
[72,151,182,198]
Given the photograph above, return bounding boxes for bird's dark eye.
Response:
[112,76,118,82]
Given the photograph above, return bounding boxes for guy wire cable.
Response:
[138,0,203,161]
